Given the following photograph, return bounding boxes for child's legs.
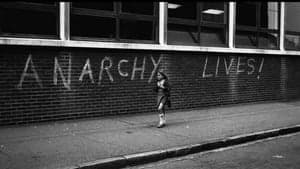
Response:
[158,102,165,115]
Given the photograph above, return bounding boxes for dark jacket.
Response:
[154,79,171,107]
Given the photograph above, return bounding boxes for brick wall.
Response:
[0,46,299,125]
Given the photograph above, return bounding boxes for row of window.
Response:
[0,2,300,50]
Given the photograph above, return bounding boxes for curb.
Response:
[63,124,300,169]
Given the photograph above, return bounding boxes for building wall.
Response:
[0,46,299,125]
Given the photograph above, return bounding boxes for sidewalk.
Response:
[1,101,300,169]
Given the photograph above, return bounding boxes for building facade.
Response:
[1,2,300,125]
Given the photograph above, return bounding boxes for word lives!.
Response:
[202,56,265,79]
[17,54,162,90]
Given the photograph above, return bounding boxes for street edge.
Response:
[61,124,300,169]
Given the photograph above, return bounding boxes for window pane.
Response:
[72,2,114,11]
[70,15,115,39]
[260,2,278,30]
[285,3,300,32]
[167,2,197,45]
[285,34,300,50]
[167,24,198,45]
[236,2,256,27]
[201,2,225,23]
[121,2,154,15]
[26,1,56,5]
[168,2,197,19]
[120,19,154,40]
[235,30,257,48]
[0,3,57,37]
[70,2,157,42]
[167,2,228,46]
[259,32,278,49]
[200,26,226,46]
[285,3,300,50]
[235,2,279,49]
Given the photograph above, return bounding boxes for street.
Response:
[126,133,300,169]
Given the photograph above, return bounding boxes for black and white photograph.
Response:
[0,1,300,169]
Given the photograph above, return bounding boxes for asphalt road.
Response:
[126,132,300,169]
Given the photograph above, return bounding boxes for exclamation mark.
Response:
[257,58,264,79]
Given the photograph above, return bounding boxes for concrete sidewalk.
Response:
[1,101,300,169]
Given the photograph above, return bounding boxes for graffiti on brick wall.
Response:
[16,53,265,90]
[202,56,264,79]
[17,54,43,89]
[17,54,162,90]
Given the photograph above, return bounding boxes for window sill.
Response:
[0,37,300,56]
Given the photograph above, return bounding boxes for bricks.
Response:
[0,46,300,125]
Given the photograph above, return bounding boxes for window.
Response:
[285,3,300,50]
[121,2,153,15]
[235,2,279,49]
[167,2,228,47]
[72,2,114,11]
[0,2,58,38]
[70,2,158,43]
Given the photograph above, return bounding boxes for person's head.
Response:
[157,71,168,81]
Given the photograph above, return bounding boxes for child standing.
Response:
[154,71,171,128]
